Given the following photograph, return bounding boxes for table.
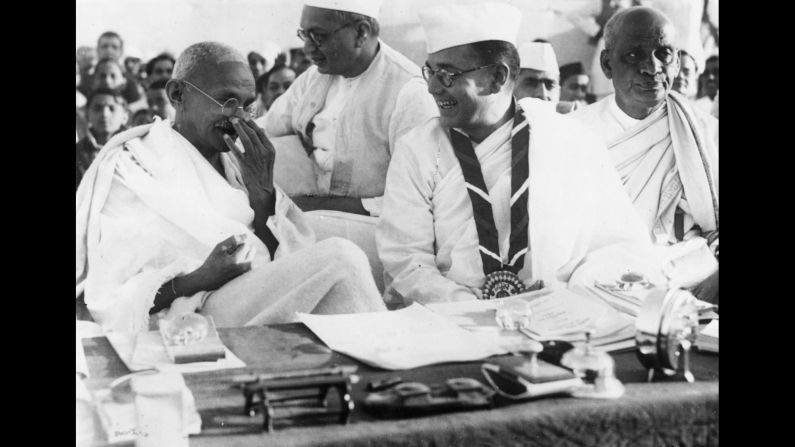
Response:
[82,323,718,446]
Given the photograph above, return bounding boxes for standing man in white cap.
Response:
[376,2,659,307]
[571,6,718,302]
[514,41,578,114]
[261,0,436,219]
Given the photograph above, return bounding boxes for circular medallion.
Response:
[482,270,527,300]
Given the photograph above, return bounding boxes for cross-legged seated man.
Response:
[376,3,660,307]
[76,41,385,333]
[571,7,718,302]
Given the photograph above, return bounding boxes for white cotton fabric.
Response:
[571,92,719,245]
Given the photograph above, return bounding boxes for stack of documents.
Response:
[586,282,719,321]
[427,289,637,353]
[518,294,636,352]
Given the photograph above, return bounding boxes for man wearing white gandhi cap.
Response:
[514,42,560,103]
[514,41,579,115]
[376,2,662,306]
[260,0,436,219]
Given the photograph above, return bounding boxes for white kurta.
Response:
[76,119,384,333]
[262,41,437,216]
[376,97,660,307]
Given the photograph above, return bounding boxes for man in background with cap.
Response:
[376,2,659,307]
[262,0,436,218]
[695,55,718,114]
[558,62,592,108]
[571,6,718,302]
[248,51,267,81]
[671,49,699,100]
[513,42,578,114]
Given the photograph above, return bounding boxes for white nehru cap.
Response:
[304,0,383,19]
[678,34,705,74]
[518,42,559,74]
[418,2,521,54]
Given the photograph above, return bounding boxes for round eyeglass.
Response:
[422,64,496,88]
[182,80,253,118]
[296,22,353,46]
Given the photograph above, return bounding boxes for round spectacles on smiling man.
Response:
[422,63,497,88]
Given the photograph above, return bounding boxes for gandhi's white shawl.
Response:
[76,119,314,332]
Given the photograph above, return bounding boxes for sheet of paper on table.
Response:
[297,303,507,370]
[425,288,636,352]
[106,331,246,373]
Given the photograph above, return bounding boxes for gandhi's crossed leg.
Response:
[201,237,386,327]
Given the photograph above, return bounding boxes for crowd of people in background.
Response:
[75,31,315,188]
[77,5,718,184]
[76,2,718,191]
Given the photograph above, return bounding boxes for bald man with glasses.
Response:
[571,7,719,303]
[76,41,386,333]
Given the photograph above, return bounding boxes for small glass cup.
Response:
[161,313,210,346]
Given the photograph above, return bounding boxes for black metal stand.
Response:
[645,342,695,383]
[242,374,354,432]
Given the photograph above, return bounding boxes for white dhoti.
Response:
[301,210,383,294]
[201,237,383,327]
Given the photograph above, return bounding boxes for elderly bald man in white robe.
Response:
[571,7,718,302]
[76,41,385,333]
[376,3,662,308]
